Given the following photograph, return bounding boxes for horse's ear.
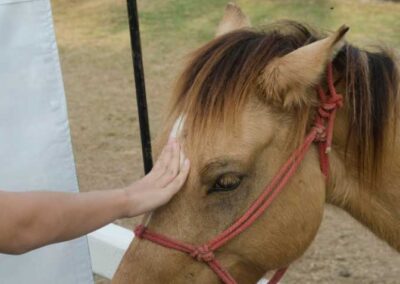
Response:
[215,2,251,37]
[263,25,349,107]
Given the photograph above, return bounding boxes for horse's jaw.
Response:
[113,236,267,284]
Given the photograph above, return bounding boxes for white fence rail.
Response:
[88,224,134,279]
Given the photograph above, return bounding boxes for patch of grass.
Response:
[139,0,228,43]
[246,0,333,27]
[54,0,399,64]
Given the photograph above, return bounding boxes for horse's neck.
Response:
[328,114,400,252]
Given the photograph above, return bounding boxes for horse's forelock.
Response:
[169,20,399,186]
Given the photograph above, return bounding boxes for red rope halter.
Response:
[134,63,342,284]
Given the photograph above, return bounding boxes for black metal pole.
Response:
[126,0,153,174]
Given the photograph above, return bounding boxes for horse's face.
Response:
[115,4,348,284]
[124,100,325,283]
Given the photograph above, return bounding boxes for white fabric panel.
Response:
[88,224,134,279]
[0,0,93,283]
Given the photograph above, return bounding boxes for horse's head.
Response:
[115,4,349,283]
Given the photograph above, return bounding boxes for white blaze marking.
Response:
[170,114,186,168]
[170,114,185,138]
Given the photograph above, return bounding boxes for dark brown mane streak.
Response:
[170,21,399,184]
[335,45,399,182]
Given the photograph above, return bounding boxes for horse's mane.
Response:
[170,21,399,183]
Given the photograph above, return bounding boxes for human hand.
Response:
[123,138,190,217]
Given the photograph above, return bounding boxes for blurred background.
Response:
[51,0,400,283]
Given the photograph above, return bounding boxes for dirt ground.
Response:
[52,0,400,283]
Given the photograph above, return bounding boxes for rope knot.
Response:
[190,245,215,262]
[318,94,343,115]
[314,93,343,145]
[322,94,343,111]
[313,124,327,142]
[134,224,146,239]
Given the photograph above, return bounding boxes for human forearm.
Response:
[0,138,190,255]
[0,189,128,254]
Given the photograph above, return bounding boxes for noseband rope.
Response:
[134,63,342,284]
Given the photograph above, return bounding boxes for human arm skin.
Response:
[0,139,190,255]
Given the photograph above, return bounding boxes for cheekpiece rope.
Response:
[134,63,342,284]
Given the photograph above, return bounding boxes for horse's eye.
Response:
[208,173,243,194]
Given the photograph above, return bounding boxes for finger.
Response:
[151,143,168,172]
[179,147,185,170]
[164,159,190,195]
[152,140,174,178]
[169,141,181,177]
[157,141,181,187]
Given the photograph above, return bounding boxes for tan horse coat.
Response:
[113,3,399,283]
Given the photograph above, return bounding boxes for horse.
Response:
[113,3,399,283]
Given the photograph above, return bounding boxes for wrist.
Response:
[113,188,134,219]
[119,184,141,218]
